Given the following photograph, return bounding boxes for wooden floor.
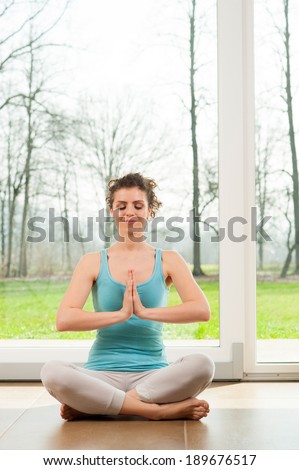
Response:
[0,381,299,450]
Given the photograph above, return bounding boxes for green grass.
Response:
[0,279,298,340]
[256,282,299,339]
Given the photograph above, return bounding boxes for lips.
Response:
[127,218,138,224]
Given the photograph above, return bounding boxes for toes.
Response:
[192,413,207,420]
[60,404,74,421]
[200,401,210,410]
[199,403,210,412]
[193,399,210,410]
[194,410,208,418]
[192,403,210,420]
[194,405,209,413]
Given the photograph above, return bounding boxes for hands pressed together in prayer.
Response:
[120,269,147,320]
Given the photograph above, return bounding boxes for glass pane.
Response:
[0,0,218,347]
[254,0,299,362]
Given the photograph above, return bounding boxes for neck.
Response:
[112,238,150,252]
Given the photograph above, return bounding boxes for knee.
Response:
[184,353,215,383]
[40,360,69,392]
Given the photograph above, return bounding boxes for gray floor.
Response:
[1,381,299,450]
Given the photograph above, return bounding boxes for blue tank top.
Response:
[84,247,170,371]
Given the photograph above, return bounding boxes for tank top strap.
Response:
[100,248,108,264]
[155,247,162,261]
[155,247,165,283]
[99,248,109,279]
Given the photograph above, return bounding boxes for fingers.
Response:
[126,278,133,293]
[127,269,135,291]
[125,278,133,298]
[128,269,137,300]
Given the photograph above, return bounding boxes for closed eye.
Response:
[119,206,143,210]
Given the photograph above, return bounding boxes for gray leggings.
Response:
[41,353,215,416]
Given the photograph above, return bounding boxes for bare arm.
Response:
[135,250,211,324]
[56,253,133,331]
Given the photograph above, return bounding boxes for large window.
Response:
[0,0,222,379]
[253,0,299,365]
[1,0,298,380]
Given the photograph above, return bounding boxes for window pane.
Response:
[0,0,218,346]
[254,0,299,362]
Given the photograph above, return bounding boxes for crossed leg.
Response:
[122,353,214,420]
[41,354,214,421]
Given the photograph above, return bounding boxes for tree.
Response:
[255,122,276,271]
[188,0,202,275]
[279,0,299,275]
[0,180,6,272]
[185,0,218,275]
[0,0,70,110]
[280,188,296,277]
[1,113,26,277]
[0,1,72,277]
[163,0,218,275]
[76,95,172,248]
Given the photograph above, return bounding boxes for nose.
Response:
[125,210,136,221]
[125,207,135,216]
[120,205,136,221]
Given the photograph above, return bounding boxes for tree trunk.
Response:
[19,160,30,277]
[258,239,264,270]
[0,193,5,272]
[280,245,295,278]
[6,198,16,277]
[74,170,85,256]
[63,170,72,272]
[19,111,33,276]
[5,122,21,278]
[284,0,299,274]
[19,42,37,277]
[190,0,205,277]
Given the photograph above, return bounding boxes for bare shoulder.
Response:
[161,249,189,280]
[161,249,204,303]
[161,249,186,266]
[76,251,101,281]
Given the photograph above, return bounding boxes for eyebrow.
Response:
[115,200,145,205]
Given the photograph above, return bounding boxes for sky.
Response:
[3,0,299,263]
[26,0,218,219]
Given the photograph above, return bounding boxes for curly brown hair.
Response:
[106,172,162,218]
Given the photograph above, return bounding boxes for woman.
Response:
[41,172,215,421]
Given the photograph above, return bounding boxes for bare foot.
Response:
[122,391,210,421]
[61,397,210,422]
[60,404,91,421]
[155,398,210,421]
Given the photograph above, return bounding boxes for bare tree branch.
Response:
[0,0,15,18]
[0,1,49,47]
[0,0,71,72]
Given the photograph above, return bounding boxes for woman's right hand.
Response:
[119,270,134,320]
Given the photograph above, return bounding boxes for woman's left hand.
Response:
[130,270,147,318]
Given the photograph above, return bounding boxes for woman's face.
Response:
[110,187,152,240]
